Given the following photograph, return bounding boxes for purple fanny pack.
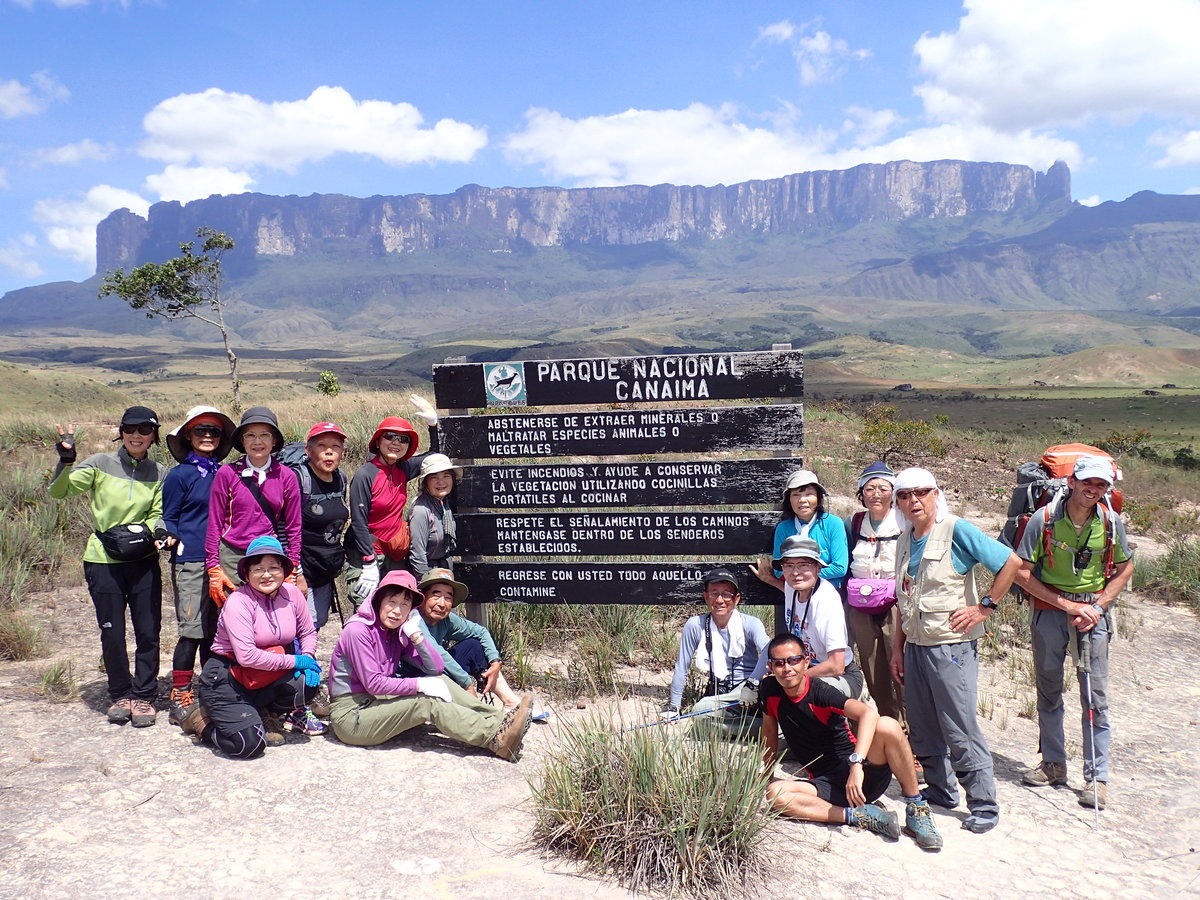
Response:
[846,577,896,611]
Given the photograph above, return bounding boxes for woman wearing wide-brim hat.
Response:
[203,406,303,606]
[160,405,237,727]
[406,453,463,577]
[767,469,849,588]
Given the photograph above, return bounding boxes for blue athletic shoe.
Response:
[904,801,943,851]
[850,804,901,839]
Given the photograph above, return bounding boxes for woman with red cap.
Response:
[347,396,439,601]
[291,422,351,632]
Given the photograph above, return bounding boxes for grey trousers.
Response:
[1032,605,1111,782]
[905,640,998,817]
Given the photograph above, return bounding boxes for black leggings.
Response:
[198,655,312,759]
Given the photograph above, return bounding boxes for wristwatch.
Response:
[979,596,999,612]
[848,752,865,766]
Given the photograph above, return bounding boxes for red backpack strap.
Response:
[1099,502,1117,579]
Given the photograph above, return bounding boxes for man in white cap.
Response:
[1013,455,1132,810]
[889,468,1021,834]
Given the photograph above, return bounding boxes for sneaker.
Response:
[962,812,1000,834]
[489,694,533,761]
[282,707,328,736]
[106,698,133,724]
[849,803,901,839]
[1079,781,1107,810]
[1022,760,1068,787]
[904,801,943,851]
[168,686,198,727]
[130,699,157,727]
[180,704,211,737]
[309,689,331,720]
[262,712,286,747]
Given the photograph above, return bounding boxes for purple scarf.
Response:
[186,451,220,478]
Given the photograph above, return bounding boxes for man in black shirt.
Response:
[760,633,942,850]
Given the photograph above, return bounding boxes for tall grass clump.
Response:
[1133,537,1200,613]
[530,717,776,897]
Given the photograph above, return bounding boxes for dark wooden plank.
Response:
[440,404,804,459]
[457,511,777,557]
[433,350,803,408]
[456,561,781,606]
[456,456,799,508]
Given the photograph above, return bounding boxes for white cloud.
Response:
[842,107,903,146]
[757,18,870,86]
[1149,129,1200,168]
[0,72,68,118]
[0,234,44,280]
[915,0,1200,131]
[33,139,114,166]
[504,103,1080,188]
[139,86,488,172]
[31,185,149,264]
[143,165,255,202]
[1078,195,1102,207]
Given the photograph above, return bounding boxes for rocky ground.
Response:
[1,579,1197,899]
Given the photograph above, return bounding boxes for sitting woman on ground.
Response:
[752,536,864,700]
[772,469,848,588]
[406,453,460,577]
[843,461,906,725]
[183,536,326,756]
[204,406,302,605]
[48,407,169,728]
[412,567,522,708]
[327,569,533,761]
[161,405,236,726]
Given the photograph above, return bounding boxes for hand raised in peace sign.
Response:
[53,423,77,464]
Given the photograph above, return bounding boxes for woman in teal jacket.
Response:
[771,469,848,588]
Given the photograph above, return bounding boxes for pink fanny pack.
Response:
[846,577,896,612]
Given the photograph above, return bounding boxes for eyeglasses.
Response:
[862,486,893,495]
[705,588,738,599]
[120,424,156,436]
[766,654,807,669]
[191,424,223,437]
[248,564,284,576]
[895,487,935,502]
[381,431,411,443]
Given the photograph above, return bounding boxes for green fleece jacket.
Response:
[49,447,168,564]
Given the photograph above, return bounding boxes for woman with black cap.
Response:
[160,405,236,725]
[203,406,303,605]
[49,406,170,727]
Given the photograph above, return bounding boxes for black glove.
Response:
[56,431,76,464]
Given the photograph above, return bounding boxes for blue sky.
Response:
[3,0,1200,296]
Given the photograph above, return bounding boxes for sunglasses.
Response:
[191,424,224,437]
[895,487,935,502]
[121,424,156,436]
[766,654,807,669]
[381,431,411,443]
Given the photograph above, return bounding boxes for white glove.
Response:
[415,676,451,703]
[400,610,424,640]
[409,394,438,427]
[354,561,380,601]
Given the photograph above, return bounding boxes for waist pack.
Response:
[94,524,155,561]
[374,520,412,562]
[846,577,896,612]
[230,645,288,690]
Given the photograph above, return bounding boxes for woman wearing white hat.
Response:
[406,453,463,577]
[771,469,848,588]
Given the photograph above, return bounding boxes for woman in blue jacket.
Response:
[771,469,848,588]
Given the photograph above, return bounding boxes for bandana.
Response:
[185,451,220,478]
[892,467,950,531]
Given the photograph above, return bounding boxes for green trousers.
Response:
[329,675,503,749]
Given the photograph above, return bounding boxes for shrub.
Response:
[315,370,342,397]
[530,716,776,897]
[37,658,78,702]
[858,404,947,465]
[1133,538,1200,613]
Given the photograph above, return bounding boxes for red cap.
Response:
[306,422,347,442]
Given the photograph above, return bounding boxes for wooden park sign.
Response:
[432,347,803,606]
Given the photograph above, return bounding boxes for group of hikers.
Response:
[666,459,1130,850]
[50,403,1130,849]
[50,402,534,762]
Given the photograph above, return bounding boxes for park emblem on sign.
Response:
[483,362,527,405]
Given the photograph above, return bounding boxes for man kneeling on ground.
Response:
[760,633,942,850]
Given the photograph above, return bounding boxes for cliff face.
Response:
[95,160,1067,272]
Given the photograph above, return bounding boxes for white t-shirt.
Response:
[783,578,854,666]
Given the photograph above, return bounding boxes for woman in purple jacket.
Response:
[327,570,532,761]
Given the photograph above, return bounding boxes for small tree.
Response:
[859,404,947,465]
[315,370,341,397]
[99,227,243,410]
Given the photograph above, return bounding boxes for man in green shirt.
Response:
[1014,455,1133,810]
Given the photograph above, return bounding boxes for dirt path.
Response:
[1,587,1198,899]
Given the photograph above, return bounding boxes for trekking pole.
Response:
[626,702,741,732]
[1077,629,1100,830]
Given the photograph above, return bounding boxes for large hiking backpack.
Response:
[999,442,1124,578]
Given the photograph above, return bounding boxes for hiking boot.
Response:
[962,812,1000,834]
[489,694,533,761]
[130,699,157,727]
[282,707,328,736]
[308,689,331,719]
[1079,781,1107,810]
[904,801,943,851]
[106,698,133,724]
[168,686,198,727]
[262,712,286,747]
[1022,760,1067,787]
[849,803,901,839]
[180,704,211,738]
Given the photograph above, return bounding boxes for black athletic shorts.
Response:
[805,761,893,807]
